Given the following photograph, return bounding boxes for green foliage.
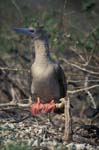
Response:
[85,39,95,50]
[24,11,60,49]
[24,16,39,28]
[0,37,12,55]
[24,13,99,54]
[82,0,96,11]
[0,4,98,57]
[85,27,99,52]
[94,27,99,40]
[0,28,14,56]
[76,36,95,52]
[0,142,31,150]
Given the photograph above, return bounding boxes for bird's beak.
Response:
[13,27,35,37]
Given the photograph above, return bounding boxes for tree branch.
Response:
[62,58,99,75]
[68,84,99,94]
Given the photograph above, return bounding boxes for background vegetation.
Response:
[0,0,99,149]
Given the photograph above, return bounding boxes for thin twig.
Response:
[0,67,30,72]
[11,0,23,20]
[70,47,86,62]
[84,74,97,109]
[68,84,99,94]
[62,58,99,75]
[0,102,31,107]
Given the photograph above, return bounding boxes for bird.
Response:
[13,26,67,114]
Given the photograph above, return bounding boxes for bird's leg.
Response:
[31,97,66,115]
[31,98,55,115]
[31,97,43,115]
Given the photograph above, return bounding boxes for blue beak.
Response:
[13,27,34,37]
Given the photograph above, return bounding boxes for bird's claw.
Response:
[55,98,65,109]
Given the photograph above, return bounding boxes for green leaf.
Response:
[82,0,96,11]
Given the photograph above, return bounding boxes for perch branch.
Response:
[0,85,99,107]
[64,96,72,141]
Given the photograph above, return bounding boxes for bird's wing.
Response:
[54,64,67,97]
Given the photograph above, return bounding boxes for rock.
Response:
[66,143,98,150]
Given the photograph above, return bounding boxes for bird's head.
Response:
[13,26,48,40]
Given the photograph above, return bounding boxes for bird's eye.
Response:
[29,27,35,33]
[30,29,35,33]
[32,30,35,32]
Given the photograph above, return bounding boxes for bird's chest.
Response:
[31,62,60,102]
[31,62,58,90]
[31,62,54,80]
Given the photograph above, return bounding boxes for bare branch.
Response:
[62,58,99,75]
[70,47,86,62]
[0,67,30,72]
[11,0,23,20]
[84,74,97,109]
[68,84,99,94]
[0,101,31,107]
[0,97,32,107]
[86,91,97,109]
[10,85,16,102]
[64,96,72,141]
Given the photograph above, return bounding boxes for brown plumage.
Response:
[30,28,67,103]
[13,27,67,104]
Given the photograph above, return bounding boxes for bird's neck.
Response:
[34,39,50,61]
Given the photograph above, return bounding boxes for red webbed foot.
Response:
[31,97,55,115]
